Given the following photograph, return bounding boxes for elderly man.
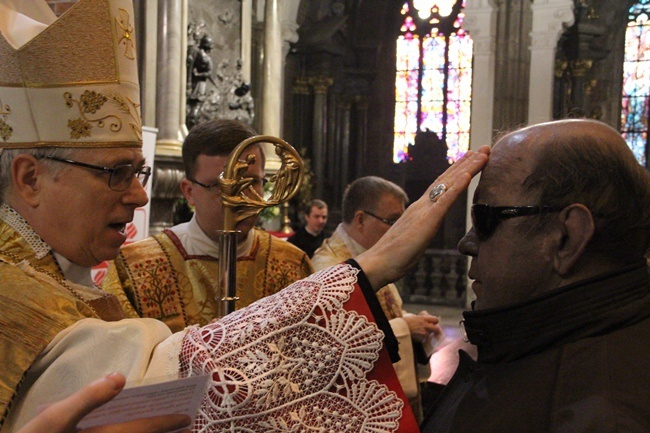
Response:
[287,198,329,257]
[102,118,313,332]
[0,0,188,431]
[312,176,444,421]
[421,119,650,432]
[0,1,490,432]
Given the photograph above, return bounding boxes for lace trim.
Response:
[0,204,51,259]
[180,264,404,433]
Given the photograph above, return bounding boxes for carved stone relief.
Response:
[186,1,254,129]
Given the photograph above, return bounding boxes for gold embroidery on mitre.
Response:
[0,100,13,142]
[115,8,135,60]
[112,93,142,142]
[64,90,120,139]
[64,90,142,141]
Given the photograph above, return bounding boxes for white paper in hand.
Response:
[76,374,209,432]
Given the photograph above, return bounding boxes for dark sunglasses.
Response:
[471,204,563,239]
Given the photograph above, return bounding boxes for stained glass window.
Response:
[394,0,472,164]
[622,0,650,166]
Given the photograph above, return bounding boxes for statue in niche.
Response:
[186,21,255,129]
[187,34,216,129]
[186,21,205,94]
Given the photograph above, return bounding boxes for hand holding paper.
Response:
[17,373,198,433]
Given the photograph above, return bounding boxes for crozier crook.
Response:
[216,135,305,317]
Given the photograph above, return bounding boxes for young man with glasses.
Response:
[421,119,650,432]
[312,175,445,422]
[102,118,313,332]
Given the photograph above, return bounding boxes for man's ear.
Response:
[180,178,196,206]
[11,154,43,207]
[553,204,594,276]
[352,210,366,231]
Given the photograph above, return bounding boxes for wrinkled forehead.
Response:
[473,131,538,205]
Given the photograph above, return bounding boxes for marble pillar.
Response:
[464,0,498,151]
[241,0,253,84]
[133,0,158,127]
[528,0,574,125]
[155,0,184,155]
[148,0,186,234]
[262,0,282,138]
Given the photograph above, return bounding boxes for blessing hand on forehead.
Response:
[356,146,490,291]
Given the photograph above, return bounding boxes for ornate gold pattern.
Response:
[216,136,305,317]
[219,135,305,230]
[80,90,108,114]
[103,229,313,333]
[64,90,142,141]
[292,77,311,95]
[106,91,142,141]
[65,90,119,139]
[0,100,12,142]
[115,8,136,60]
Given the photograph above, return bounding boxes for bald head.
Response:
[491,119,650,263]
[463,119,650,310]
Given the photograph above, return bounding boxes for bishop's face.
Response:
[35,147,149,267]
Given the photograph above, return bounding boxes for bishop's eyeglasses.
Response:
[42,156,152,192]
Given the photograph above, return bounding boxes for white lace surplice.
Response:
[181,264,408,432]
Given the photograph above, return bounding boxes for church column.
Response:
[464,0,497,152]
[148,0,186,234]
[528,0,574,124]
[133,0,157,127]
[262,0,282,138]
[155,0,184,155]
[308,76,334,201]
[354,95,368,179]
[241,0,252,84]
[463,0,498,306]
[337,97,352,202]
[290,77,311,150]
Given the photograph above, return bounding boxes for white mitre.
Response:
[0,0,142,149]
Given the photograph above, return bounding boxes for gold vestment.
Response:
[0,220,124,426]
[103,227,313,332]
